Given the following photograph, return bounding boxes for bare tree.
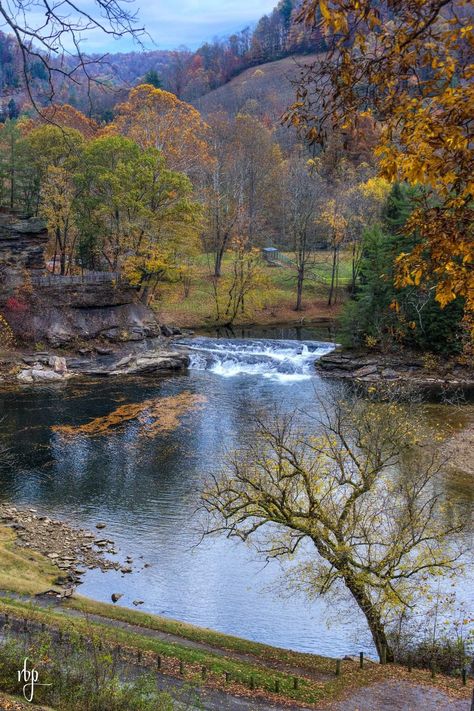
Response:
[282,153,324,311]
[0,0,143,113]
[201,390,466,661]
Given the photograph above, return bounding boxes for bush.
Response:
[0,631,181,710]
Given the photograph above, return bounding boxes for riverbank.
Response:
[0,506,472,709]
[0,336,189,389]
[0,593,470,710]
[316,347,474,393]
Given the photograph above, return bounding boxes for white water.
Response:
[178,336,336,383]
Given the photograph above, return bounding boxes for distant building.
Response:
[261,247,279,263]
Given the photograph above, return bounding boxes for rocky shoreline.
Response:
[0,335,190,388]
[316,348,474,392]
[0,504,144,596]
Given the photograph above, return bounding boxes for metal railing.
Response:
[30,271,121,287]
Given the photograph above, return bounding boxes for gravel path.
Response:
[317,680,472,710]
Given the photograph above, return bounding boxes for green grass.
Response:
[156,250,352,328]
[0,526,58,595]
[0,596,469,708]
[66,595,333,673]
[0,598,326,704]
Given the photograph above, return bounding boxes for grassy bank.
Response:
[0,526,57,595]
[155,250,350,329]
[0,596,469,709]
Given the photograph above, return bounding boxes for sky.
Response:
[1,0,278,54]
[134,0,278,50]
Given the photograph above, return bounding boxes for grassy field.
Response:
[155,250,351,329]
[0,526,57,595]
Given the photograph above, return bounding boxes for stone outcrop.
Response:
[14,349,189,383]
[0,212,162,345]
[316,348,474,392]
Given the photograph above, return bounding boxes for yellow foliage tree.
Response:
[286,0,473,335]
[102,84,210,177]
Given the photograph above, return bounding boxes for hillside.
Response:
[195,53,318,124]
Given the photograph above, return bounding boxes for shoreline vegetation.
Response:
[0,439,472,709]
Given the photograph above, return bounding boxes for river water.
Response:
[0,329,472,657]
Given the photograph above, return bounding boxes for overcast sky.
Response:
[140,0,277,49]
[1,1,278,53]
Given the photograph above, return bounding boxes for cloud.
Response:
[82,0,278,51]
[0,0,278,54]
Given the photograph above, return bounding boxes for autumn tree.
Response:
[212,238,268,326]
[40,166,79,275]
[232,113,283,246]
[103,84,210,178]
[23,104,99,139]
[76,135,201,302]
[286,0,473,336]
[202,390,466,661]
[203,113,243,278]
[282,153,324,310]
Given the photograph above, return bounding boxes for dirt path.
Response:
[58,605,328,683]
[316,680,471,710]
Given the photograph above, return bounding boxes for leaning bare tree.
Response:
[201,390,466,661]
[0,0,143,112]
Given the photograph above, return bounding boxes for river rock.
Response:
[30,369,64,382]
[49,355,68,374]
[17,369,34,383]
[111,593,123,603]
[381,368,399,379]
[95,522,107,529]
[133,600,144,606]
[353,365,378,377]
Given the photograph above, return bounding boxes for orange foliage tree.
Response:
[102,84,210,177]
[286,0,473,336]
[21,104,99,139]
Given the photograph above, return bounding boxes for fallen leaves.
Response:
[52,392,207,439]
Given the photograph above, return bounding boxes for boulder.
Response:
[30,369,64,382]
[17,369,34,383]
[49,355,67,374]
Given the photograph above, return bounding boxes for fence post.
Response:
[359,652,364,669]
[249,676,255,690]
[225,671,230,684]
[335,659,341,676]
[201,666,207,680]
[430,661,436,679]
[293,677,299,690]
[408,655,413,673]
[381,645,387,665]
[179,660,184,675]
[274,679,280,693]
[157,654,161,670]
[461,668,466,686]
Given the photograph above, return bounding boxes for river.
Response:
[0,328,472,658]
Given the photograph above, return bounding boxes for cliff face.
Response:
[0,213,161,346]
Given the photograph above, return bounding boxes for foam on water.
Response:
[178,336,335,383]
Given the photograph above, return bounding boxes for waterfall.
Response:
[177,336,335,383]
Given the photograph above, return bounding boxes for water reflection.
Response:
[0,333,472,657]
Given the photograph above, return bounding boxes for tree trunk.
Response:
[328,245,338,306]
[295,265,304,311]
[214,247,224,278]
[344,574,393,662]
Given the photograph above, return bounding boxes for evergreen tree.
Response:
[342,184,464,354]
[143,69,162,88]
